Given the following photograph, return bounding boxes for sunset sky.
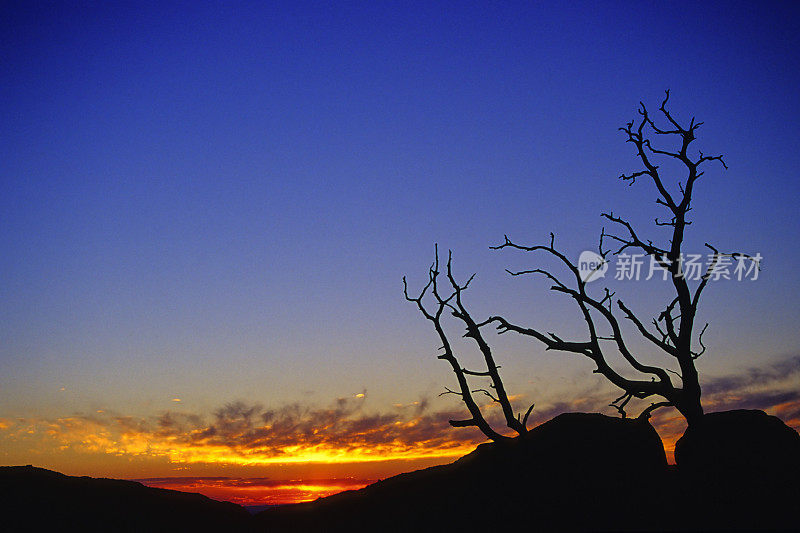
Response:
[2,1,799,505]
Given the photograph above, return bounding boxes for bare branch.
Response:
[637,401,673,420]
[610,391,634,418]
[461,368,493,377]
[692,323,709,359]
[601,211,668,258]
[449,418,478,428]
[521,403,535,430]
[472,388,500,403]
[404,245,511,442]
[618,300,678,357]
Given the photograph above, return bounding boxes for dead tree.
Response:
[404,246,534,441]
[406,92,757,431]
[486,91,757,426]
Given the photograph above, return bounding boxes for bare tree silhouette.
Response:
[404,246,532,441]
[406,92,759,432]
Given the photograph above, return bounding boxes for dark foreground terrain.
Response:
[2,409,798,532]
[256,410,800,532]
[0,464,251,532]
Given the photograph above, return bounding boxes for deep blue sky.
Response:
[2,1,799,421]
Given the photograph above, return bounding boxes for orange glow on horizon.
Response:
[143,440,475,467]
[135,477,375,506]
[0,411,480,470]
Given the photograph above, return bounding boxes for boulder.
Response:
[675,409,800,480]
[257,412,671,532]
[512,411,668,474]
[674,409,800,531]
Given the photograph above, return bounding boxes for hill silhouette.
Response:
[2,410,798,532]
[0,465,250,532]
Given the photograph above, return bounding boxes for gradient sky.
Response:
[2,0,800,504]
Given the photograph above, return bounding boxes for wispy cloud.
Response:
[0,396,486,466]
[702,354,800,431]
[703,355,800,396]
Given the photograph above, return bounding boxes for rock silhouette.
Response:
[257,413,671,531]
[256,411,800,532]
[674,409,800,531]
[676,409,800,476]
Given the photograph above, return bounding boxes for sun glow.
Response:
[135,477,376,505]
[143,441,474,466]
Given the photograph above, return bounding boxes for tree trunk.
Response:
[676,374,704,426]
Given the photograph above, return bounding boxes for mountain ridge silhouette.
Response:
[0,464,250,532]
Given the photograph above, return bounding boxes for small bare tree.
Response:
[406,92,758,433]
[404,246,533,442]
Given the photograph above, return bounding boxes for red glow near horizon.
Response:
[135,476,374,506]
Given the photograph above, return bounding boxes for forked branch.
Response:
[404,246,530,440]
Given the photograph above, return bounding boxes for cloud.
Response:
[0,396,487,466]
[702,355,800,396]
[699,354,800,421]
[1,355,797,469]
